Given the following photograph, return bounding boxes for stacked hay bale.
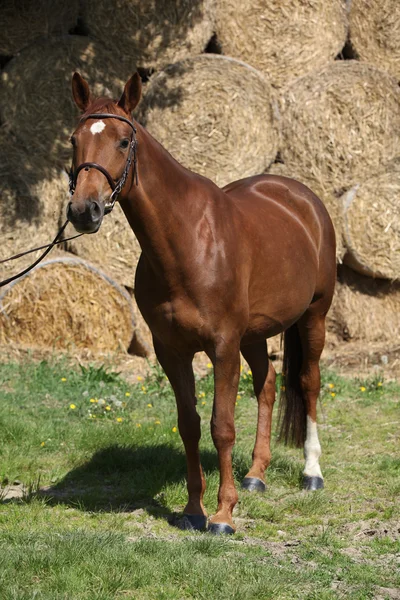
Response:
[349,0,400,80]
[137,55,279,187]
[0,0,79,55]
[213,0,347,88]
[267,61,400,262]
[328,266,400,344]
[0,256,136,354]
[341,160,400,280]
[81,0,214,69]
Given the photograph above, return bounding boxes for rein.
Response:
[0,113,139,289]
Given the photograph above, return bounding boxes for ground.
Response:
[0,351,399,599]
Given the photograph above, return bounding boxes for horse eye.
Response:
[120,138,130,149]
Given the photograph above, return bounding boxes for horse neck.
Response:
[119,123,209,275]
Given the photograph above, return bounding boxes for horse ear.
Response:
[72,72,91,112]
[118,72,142,113]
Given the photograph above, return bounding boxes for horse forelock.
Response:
[82,97,119,117]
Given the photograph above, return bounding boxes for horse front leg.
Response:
[208,338,241,534]
[153,338,207,530]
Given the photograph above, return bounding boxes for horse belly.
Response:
[245,252,317,341]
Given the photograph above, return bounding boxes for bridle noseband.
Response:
[68,113,138,215]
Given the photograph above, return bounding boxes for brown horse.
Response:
[68,72,336,534]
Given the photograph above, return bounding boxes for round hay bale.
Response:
[214,0,347,88]
[0,131,68,282]
[0,36,138,166]
[265,162,345,261]
[327,266,400,344]
[349,0,400,80]
[81,0,214,69]
[0,0,79,55]
[138,55,279,187]
[62,203,153,356]
[0,256,135,354]
[279,61,400,246]
[341,162,400,280]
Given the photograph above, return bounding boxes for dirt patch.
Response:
[339,519,400,541]
[375,587,400,600]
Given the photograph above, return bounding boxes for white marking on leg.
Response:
[90,120,106,135]
[304,415,323,479]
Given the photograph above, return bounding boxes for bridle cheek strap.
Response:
[68,113,138,215]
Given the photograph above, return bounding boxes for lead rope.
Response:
[0,220,73,288]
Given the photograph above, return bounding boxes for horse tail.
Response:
[277,323,307,448]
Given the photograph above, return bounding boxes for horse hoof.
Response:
[181,514,207,531]
[208,522,235,535]
[241,477,266,493]
[303,476,324,491]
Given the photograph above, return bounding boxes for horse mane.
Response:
[82,97,119,117]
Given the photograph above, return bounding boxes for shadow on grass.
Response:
[32,444,221,523]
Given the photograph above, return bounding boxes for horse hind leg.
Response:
[240,340,276,493]
[298,311,327,490]
[278,310,326,490]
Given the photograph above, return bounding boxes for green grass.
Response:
[0,358,399,599]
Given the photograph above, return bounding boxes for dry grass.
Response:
[349,0,400,80]
[81,0,214,69]
[0,0,78,55]
[341,160,400,280]
[138,54,279,187]
[0,256,136,353]
[0,35,138,167]
[214,0,347,88]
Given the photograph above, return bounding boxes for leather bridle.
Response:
[68,113,139,214]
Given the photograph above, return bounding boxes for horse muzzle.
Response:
[67,198,104,234]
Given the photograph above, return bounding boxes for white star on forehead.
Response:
[90,120,106,134]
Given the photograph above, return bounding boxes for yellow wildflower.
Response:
[237,395,241,400]
[105,406,111,411]
[141,386,147,393]
[172,426,177,433]
[331,392,336,398]
[147,403,153,408]
[328,383,335,389]
[202,401,206,406]
[199,392,206,398]
[90,398,97,403]
[136,423,141,428]
[40,441,45,447]
[116,417,123,423]
[125,392,131,397]
[377,382,383,387]
[240,365,243,372]
[155,420,161,425]
[360,386,366,392]
[69,404,76,410]
[61,378,67,382]
[243,374,247,380]
[247,370,252,376]
[137,376,144,381]
[207,362,212,369]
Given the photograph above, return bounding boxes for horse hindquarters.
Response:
[278,311,326,490]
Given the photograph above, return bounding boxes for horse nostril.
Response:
[90,201,102,220]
